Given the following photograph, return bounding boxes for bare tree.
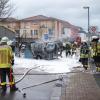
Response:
[0,0,14,19]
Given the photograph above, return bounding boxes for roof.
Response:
[0,17,18,22]
[21,15,51,21]
[20,15,80,30]
[0,15,81,32]
[0,25,16,33]
[21,15,71,26]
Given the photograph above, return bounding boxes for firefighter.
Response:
[71,42,77,56]
[7,40,15,52]
[0,37,18,95]
[79,41,90,70]
[65,42,71,57]
[91,36,100,71]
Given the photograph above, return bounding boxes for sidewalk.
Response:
[61,67,100,100]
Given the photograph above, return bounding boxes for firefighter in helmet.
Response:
[79,40,90,70]
[65,42,71,57]
[91,36,100,71]
[71,42,77,56]
[0,37,18,95]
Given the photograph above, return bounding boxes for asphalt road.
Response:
[0,70,63,100]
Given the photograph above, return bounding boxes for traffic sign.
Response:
[90,26,97,33]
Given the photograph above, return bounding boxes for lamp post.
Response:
[83,6,90,41]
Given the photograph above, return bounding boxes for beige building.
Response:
[0,15,80,41]
[0,18,20,32]
[19,15,80,41]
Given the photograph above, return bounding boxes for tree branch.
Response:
[0,0,14,21]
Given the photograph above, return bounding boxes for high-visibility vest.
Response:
[0,45,13,68]
[92,43,100,56]
[80,45,90,58]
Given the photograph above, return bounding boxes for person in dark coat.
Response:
[65,42,71,57]
[91,36,100,71]
[79,41,90,70]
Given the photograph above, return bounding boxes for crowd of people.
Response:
[64,36,100,71]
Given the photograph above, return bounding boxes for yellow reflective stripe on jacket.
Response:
[80,54,89,58]
[1,82,6,86]
[0,45,13,68]
[0,64,11,68]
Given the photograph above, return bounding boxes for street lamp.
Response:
[83,6,90,41]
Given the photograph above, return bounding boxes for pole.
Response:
[88,7,90,41]
[83,6,90,42]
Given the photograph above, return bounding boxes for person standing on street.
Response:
[91,36,100,71]
[0,37,18,95]
[79,41,90,70]
[71,42,77,56]
[65,42,71,57]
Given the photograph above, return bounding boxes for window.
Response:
[15,30,20,34]
[48,29,53,35]
[31,30,38,36]
[34,30,38,35]
[23,30,27,34]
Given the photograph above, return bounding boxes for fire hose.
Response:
[0,64,82,98]
[0,65,64,98]
[0,65,41,86]
[18,77,63,98]
[16,69,82,98]
[15,66,41,84]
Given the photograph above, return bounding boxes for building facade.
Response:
[0,15,80,42]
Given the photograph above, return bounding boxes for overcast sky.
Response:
[11,0,100,31]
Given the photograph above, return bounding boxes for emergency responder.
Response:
[0,37,18,95]
[71,42,77,56]
[91,36,100,71]
[65,42,71,57]
[79,41,90,70]
[7,40,15,52]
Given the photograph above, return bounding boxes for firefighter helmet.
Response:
[1,37,9,43]
[91,36,99,42]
